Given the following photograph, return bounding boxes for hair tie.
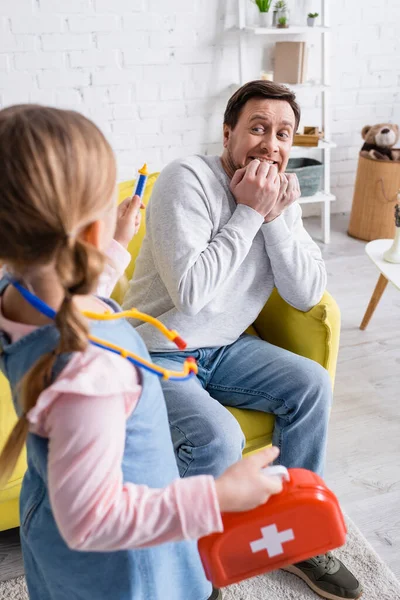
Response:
[63,230,77,245]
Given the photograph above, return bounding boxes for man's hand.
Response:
[114,195,144,249]
[229,159,280,219]
[264,173,301,223]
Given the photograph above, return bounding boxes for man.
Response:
[123,81,362,600]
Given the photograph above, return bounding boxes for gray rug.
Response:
[1,516,399,600]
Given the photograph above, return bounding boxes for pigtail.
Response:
[55,238,106,353]
[0,350,57,486]
[0,416,29,488]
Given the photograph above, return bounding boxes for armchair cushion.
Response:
[0,374,26,531]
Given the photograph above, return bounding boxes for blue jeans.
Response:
[152,334,332,479]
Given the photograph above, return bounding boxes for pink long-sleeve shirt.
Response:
[0,241,222,551]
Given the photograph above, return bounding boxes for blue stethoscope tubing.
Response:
[11,280,195,381]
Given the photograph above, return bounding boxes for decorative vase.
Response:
[259,11,272,27]
[383,203,400,263]
[383,227,400,263]
[307,17,316,26]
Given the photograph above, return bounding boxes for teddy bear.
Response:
[360,123,400,161]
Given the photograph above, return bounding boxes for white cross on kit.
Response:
[250,524,295,558]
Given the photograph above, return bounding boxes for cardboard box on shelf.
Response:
[294,127,323,147]
[274,42,308,84]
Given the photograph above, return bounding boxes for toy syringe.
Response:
[133,163,149,199]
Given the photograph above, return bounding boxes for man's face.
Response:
[223,97,296,173]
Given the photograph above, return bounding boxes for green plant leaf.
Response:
[253,0,273,11]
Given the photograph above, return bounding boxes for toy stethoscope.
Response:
[11,280,198,381]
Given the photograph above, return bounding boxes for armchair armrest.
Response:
[253,289,341,388]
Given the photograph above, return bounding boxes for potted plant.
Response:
[277,15,288,28]
[252,0,274,28]
[274,0,289,28]
[307,12,319,26]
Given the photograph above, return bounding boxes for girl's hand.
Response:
[215,446,283,512]
[114,195,145,249]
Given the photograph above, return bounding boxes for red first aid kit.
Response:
[198,467,347,588]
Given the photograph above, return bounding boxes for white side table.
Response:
[360,239,400,330]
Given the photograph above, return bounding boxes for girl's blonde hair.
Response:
[0,105,117,486]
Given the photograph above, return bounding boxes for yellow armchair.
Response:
[228,289,340,455]
[0,174,340,531]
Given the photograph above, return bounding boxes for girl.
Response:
[0,105,282,600]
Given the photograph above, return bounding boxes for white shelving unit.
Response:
[237,0,334,243]
[244,25,330,34]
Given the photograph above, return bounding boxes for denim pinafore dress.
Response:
[0,278,211,600]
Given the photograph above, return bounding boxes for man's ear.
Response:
[361,125,371,140]
[223,124,231,149]
[80,220,104,250]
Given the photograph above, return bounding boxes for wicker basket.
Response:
[348,155,400,241]
[286,158,323,197]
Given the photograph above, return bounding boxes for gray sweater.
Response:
[123,155,327,352]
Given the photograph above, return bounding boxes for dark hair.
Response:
[224,80,301,132]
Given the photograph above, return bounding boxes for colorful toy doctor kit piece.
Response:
[134,163,149,199]
[11,281,192,379]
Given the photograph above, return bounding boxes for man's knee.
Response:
[297,359,332,408]
[176,410,245,478]
[213,413,245,464]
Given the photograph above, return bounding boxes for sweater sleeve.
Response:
[33,349,222,552]
[147,160,264,316]
[261,202,327,311]
[96,240,131,298]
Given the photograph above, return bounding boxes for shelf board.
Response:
[244,25,330,35]
[299,192,335,205]
[292,139,337,149]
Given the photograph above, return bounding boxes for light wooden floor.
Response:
[308,213,400,579]
[0,213,399,583]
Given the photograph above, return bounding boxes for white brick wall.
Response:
[330,0,400,212]
[0,0,399,214]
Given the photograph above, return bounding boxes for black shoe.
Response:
[208,588,222,600]
[282,552,363,599]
